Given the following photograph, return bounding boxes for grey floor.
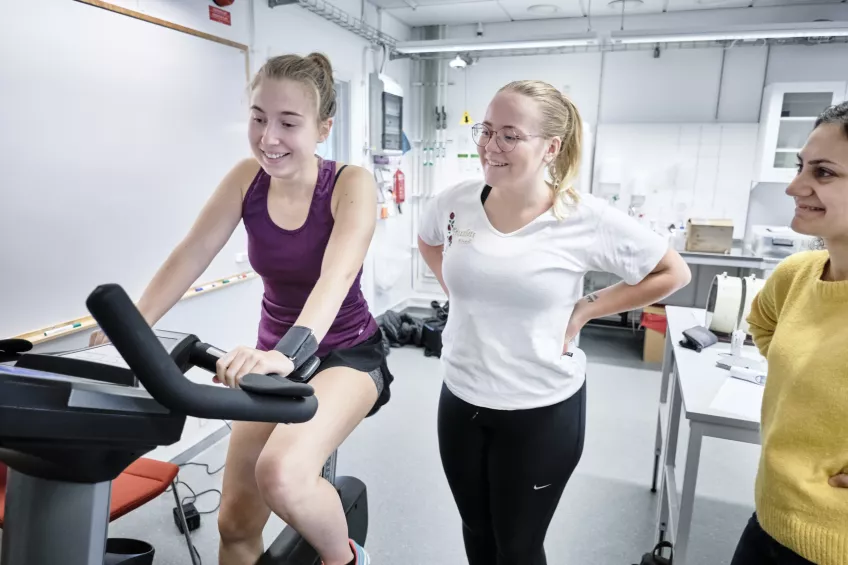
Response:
[60,326,765,563]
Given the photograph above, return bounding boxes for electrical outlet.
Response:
[235,252,248,263]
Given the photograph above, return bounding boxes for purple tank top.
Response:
[242,158,378,357]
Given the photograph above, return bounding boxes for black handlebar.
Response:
[85,284,318,424]
[189,342,226,374]
[189,342,316,397]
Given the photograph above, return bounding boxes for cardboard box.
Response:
[642,305,667,364]
[685,219,734,253]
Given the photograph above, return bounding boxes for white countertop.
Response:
[665,306,764,431]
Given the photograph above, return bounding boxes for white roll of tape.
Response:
[739,275,767,334]
[705,272,743,335]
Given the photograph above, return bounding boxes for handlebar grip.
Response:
[190,342,226,374]
[239,355,321,396]
[0,339,33,355]
[85,284,318,424]
[191,342,318,396]
[240,373,315,397]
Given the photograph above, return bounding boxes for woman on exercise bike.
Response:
[417,80,691,565]
[91,52,387,565]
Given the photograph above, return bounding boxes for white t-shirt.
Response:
[418,180,669,410]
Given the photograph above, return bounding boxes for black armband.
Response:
[274,326,319,370]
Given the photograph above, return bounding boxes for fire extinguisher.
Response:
[393,169,405,214]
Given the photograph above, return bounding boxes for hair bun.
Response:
[307,52,334,81]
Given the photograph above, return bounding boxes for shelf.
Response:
[755,81,847,183]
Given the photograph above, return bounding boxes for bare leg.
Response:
[254,367,378,565]
[217,421,277,565]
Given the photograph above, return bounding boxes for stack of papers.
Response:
[709,377,763,422]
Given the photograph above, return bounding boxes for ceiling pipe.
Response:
[266,1,848,59]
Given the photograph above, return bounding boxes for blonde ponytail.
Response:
[499,81,584,220]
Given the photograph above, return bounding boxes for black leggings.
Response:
[437,381,586,565]
[730,513,814,565]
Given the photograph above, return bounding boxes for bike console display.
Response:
[15,330,195,387]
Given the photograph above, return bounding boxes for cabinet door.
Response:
[756,82,847,183]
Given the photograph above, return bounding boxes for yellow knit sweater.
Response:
[747,250,848,565]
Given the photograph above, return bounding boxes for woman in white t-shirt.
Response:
[417,80,692,565]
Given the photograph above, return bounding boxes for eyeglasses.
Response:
[471,123,540,152]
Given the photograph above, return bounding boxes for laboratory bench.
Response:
[652,306,763,565]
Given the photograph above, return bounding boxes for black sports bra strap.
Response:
[334,164,348,185]
[481,184,492,204]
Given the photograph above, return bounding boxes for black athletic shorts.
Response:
[309,328,393,416]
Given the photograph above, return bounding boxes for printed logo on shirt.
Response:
[454,228,476,244]
[446,212,475,246]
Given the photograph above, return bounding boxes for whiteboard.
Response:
[1,0,253,338]
[592,123,758,239]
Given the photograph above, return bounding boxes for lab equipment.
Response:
[729,366,767,386]
[745,225,817,258]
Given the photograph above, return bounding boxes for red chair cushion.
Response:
[0,458,179,525]
[108,458,180,521]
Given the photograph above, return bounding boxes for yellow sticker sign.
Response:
[460,111,473,125]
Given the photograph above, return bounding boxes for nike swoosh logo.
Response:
[534,484,551,490]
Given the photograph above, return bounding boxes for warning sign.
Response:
[209,6,232,25]
[460,111,472,125]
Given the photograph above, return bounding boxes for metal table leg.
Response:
[652,415,662,493]
[656,365,682,545]
[660,330,673,402]
[673,422,705,565]
[653,334,675,492]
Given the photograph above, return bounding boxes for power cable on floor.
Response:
[165,455,227,565]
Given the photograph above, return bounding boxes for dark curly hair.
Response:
[814,100,848,138]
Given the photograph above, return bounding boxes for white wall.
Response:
[717,48,770,123]
[767,43,848,84]
[447,52,603,127]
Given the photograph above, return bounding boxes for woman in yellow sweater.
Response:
[730,101,848,565]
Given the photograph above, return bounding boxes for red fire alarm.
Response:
[213,0,234,6]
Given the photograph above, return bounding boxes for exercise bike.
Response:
[134,330,369,565]
[0,283,368,565]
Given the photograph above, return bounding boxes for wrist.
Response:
[274,326,318,369]
[268,349,295,368]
